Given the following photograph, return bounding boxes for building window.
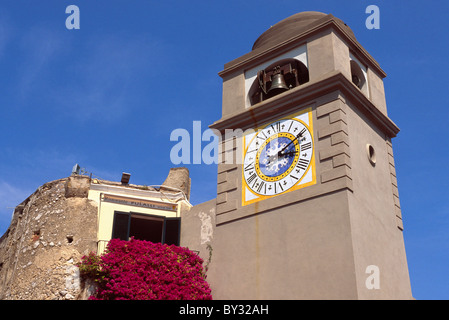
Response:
[112,211,181,246]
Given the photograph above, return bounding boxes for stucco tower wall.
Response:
[344,99,411,299]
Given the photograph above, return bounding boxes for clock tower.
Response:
[207,11,412,299]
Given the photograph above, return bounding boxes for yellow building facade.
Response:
[88,173,192,254]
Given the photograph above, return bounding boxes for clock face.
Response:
[242,107,316,205]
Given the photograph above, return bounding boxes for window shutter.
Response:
[112,212,130,240]
[164,218,181,246]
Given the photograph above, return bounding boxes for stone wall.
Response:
[0,176,98,300]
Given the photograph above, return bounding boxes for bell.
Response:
[267,73,289,96]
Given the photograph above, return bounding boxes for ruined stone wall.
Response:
[0,176,98,300]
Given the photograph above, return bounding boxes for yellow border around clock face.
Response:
[242,107,316,206]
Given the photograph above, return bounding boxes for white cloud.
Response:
[0,180,31,208]
[0,180,33,234]
[0,146,81,234]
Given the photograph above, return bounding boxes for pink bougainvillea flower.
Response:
[78,238,212,300]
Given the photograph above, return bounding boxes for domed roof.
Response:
[252,11,356,51]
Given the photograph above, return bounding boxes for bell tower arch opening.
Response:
[248,58,309,106]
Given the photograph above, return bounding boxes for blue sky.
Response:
[0,1,448,300]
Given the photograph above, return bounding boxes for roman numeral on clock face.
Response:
[270,122,281,133]
[257,181,265,193]
[301,142,312,151]
[297,158,309,170]
[244,163,254,172]
[247,173,257,185]
[278,182,284,192]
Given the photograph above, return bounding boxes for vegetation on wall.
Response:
[77,238,212,300]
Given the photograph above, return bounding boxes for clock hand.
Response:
[280,151,297,157]
[266,150,297,165]
[278,132,303,156]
